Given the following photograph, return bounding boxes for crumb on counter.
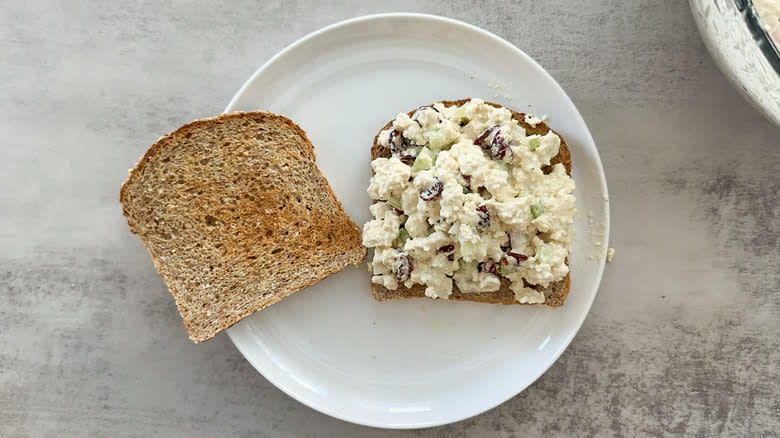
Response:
[606,247,615,262]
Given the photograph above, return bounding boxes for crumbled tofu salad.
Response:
[754,0,780,44]
[362,99,576,304]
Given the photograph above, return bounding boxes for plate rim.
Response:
[224,12,610,429]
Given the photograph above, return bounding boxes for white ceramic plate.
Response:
[690,0,780,127]
[225,13,609,428]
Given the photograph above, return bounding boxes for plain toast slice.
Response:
[121,112,365,342]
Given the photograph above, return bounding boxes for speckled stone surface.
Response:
[2,1,779,436]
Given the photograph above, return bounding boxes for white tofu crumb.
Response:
[606,248,615,262]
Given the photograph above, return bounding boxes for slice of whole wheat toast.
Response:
[121,111,365,342]
[370,99,572,307]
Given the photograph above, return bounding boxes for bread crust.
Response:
[369,99,572,307]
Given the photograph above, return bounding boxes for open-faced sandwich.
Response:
[362,99,575,307]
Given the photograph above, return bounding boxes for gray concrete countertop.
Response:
[2,1,778,436]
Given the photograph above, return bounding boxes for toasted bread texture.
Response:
[369,99,572,307]
[121,112,365,342]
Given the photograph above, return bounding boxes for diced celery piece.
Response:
[536,243,551,263]
[529,137,541,151]
[412,147,435,172]
[387,196,402,210]
[530,202,544,219]
[499,265,512,276]
[459,241,479,260]
[398,228,410,246]
[454,106,468,123]
[428,130,454,151]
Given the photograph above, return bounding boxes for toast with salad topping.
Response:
[363,99,573,307]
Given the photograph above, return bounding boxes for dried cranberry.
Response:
[491,131,509,159]
[509,252,528,262]
[388,129,399,150]
[412,105,441,126]
[399,154,415,165]
[476,205,490,228]
[388,129,407,155]
[420,178,444,201]
[447,253,455,261]
[500,235,511,252]
[478,261,499,276]
[501,251,528,266]
[393,208,404,215]
[473,125,500,147]
[438,244,455,253]
[396,254,412,283]
[412,105,439,117]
